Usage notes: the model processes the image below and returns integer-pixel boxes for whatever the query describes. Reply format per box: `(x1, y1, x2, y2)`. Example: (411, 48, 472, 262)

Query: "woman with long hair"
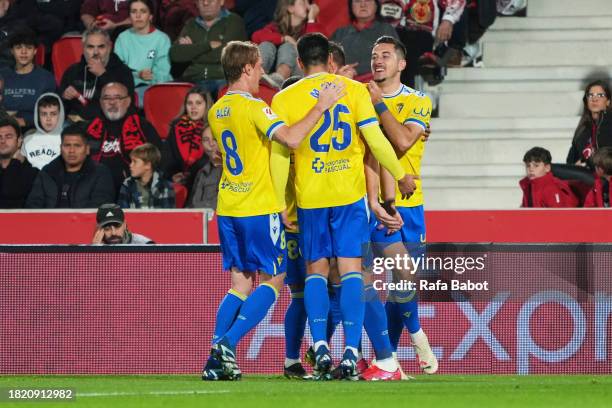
(567, 80, 612, 170)
(115, 0, 173, 106)
(252, 0, 324, 88)
(164, 86, 213, 194)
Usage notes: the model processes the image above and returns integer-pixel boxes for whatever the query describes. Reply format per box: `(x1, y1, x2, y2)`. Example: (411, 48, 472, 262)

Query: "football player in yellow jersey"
(270, 33, 417, 380)
(362, 36, 438, 379)
(202, 41, 344, 381)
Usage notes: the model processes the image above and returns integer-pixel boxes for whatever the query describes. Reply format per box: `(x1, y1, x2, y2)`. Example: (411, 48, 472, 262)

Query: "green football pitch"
(1, 375, 610, 408)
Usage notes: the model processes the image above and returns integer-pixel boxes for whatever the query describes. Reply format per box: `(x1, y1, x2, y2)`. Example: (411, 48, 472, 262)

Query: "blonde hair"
(130, 143, 161, 169)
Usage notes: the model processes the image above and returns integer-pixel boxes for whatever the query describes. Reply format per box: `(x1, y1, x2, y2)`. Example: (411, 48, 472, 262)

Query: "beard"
(104, 109, 124, 121)
(103, 235, 124, 245)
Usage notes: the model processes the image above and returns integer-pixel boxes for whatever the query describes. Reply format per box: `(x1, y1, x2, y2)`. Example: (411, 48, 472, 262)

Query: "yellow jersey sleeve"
(249, 98, 286, 140)
(402, 91, 432, 131)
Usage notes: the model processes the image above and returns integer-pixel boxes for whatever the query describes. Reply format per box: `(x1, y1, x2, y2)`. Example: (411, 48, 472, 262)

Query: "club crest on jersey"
(262, 107, 278, 120)
(397, 103, 405, 113)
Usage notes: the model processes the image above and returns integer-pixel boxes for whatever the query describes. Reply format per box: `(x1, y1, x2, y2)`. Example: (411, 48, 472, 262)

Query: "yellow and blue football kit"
(370, 84, 432, 245)
(208, 91, 287, 275)
(271, 73, 406, 261)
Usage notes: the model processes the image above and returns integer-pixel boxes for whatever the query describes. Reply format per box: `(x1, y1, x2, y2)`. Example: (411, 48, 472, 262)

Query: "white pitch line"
(78, 390, 230, 398)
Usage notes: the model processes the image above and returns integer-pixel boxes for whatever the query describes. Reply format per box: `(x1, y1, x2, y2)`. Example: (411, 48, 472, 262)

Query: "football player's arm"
(270, 141, 291, 209)
(361, 124, 417, 198)
(367, 81, 426, 156)
(272, 81, 346, 149)
(364, 147, 402, 230)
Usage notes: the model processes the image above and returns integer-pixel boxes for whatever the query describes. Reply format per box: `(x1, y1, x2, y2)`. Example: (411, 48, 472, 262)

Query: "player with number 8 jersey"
(202, 41, 344, 382)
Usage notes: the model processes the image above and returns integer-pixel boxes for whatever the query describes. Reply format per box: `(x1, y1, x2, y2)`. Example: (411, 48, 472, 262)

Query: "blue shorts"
(284, 231, 306, 286)
(218, 213, 286, 276)
(297, 198, 369, 262)
(369, 205, 426, 244)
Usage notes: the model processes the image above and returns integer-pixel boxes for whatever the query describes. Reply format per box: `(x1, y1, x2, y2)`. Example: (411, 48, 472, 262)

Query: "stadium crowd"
(0, 0, 503, 210)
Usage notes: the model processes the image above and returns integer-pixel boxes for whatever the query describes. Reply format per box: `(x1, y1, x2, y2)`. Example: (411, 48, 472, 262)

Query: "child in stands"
(584, 147, 612, 208)
(519, 146, 578, 208)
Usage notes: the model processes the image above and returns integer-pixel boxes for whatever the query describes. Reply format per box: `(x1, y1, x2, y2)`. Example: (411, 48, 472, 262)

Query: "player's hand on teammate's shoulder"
(367, 80, 383, 105)
(315, 80, 346, 111)
(337, 63, 358, 79)
(397, 174, 419, 199)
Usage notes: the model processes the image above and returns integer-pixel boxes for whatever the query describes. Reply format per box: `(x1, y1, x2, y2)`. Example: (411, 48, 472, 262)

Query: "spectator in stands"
(169, 0, 247, 96)
(26, 123, 115, 208)
(92, 203, 154, 244)
(118, 143, 175, 208)
(252, 0, 324, 89)
(0, 0, 24, 70)
(519, 147, 578, 208)
(165, 86, 212, 194)
(584, 147, 612, 208)
(115, 0, 173, 106)
(331, 0, 398, 78)
(187, 126, 221, 208)
(380, 0, 466, 87)
(0, 0, 64, 60)
(235, 0, 277, 38)
(461, 0, 496, 67)
(1, 30, 56, 130)
(33, 0, 84, 35)
(160, 0, 198, 41)
(567, 80, 612, 171)
(21, 93, 65, 170)
(81, 0, 131, 38)
(60, 27, 135, 122)
(0, 116, 38, 208)
(86, 82, 163, 192)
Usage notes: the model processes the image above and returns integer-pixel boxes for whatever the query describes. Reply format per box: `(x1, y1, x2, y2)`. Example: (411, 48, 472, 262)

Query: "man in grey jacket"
(92, 203, 154, 244)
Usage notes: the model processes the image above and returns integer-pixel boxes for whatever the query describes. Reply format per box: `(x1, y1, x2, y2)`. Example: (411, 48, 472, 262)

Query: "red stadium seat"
(217, 81, 278, 105)
(143, 82, 194, 140)
(52, 36, 83, 86)
(35, 44, 45, 66)
(316, 0, 350, 37)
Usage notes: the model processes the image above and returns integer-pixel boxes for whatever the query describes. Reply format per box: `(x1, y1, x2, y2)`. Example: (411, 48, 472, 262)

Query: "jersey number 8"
(310, 104, 351, 152)
(221, 130, 243, 175)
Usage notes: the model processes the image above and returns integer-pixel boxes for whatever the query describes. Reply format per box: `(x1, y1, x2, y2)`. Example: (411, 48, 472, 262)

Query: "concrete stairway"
(422, 0, 612, 209)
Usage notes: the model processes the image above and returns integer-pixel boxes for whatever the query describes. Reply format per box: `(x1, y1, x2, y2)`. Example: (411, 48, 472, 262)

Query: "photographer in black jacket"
(567, 80, 612, 171)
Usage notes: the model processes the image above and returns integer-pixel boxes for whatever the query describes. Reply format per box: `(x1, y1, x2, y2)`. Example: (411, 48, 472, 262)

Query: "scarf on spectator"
(87, 113, 148, 163)
(173, 115, 205, 170)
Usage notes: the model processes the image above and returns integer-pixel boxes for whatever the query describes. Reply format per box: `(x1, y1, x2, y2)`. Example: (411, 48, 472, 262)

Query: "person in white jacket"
(20, 92, 65, 170)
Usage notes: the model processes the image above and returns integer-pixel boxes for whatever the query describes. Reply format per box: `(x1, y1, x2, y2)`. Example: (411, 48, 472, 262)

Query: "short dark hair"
(0, 116, 22, 138)
(297, 33, 330, 68)
(8, 29, 38, 49)
(221, 41, 260, 84)
(38, 95, 61, 110)
(129, 0, 155, 13)
(281, 76, 302, 90)
(61, 123, 88, 143)
(329, 41, 346, 67)
(593, 147, 612, 175)
(373, 35, 406, 60)
(523, 147, 552, 165)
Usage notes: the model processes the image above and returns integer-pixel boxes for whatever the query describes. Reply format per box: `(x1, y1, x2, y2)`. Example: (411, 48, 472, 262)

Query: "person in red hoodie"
(584, 147, 612, 208)
(252, 0, 325, 88)
(519, 147, 578, 208)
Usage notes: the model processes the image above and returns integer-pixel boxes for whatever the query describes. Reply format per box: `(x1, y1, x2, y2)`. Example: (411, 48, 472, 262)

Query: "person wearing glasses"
(567, 80, 612, 171)
(85, 82, 163, 192)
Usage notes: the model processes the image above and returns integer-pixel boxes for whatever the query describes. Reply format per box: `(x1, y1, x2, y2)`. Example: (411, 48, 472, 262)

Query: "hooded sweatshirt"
(21, 93, 65, 170)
